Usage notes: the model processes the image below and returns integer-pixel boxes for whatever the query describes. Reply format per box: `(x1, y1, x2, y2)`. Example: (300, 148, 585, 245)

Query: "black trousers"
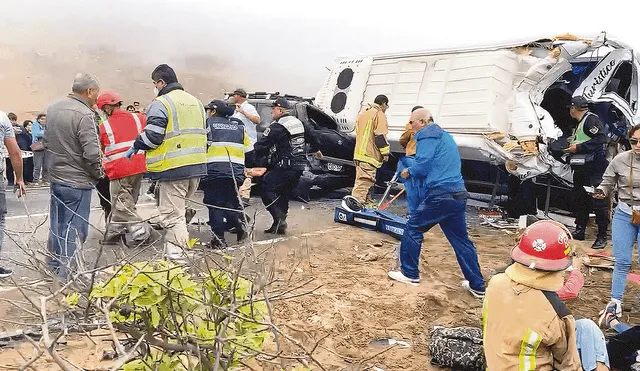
(96, 176, 111, 220)
(202, 178, 244, 239)
(261, 169, 302, 221)
(572, 156, 609, 234)
(5, 157, 35, 184)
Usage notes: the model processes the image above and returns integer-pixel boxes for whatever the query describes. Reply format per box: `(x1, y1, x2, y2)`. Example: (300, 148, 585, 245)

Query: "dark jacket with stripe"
(204, 116, 246, 182)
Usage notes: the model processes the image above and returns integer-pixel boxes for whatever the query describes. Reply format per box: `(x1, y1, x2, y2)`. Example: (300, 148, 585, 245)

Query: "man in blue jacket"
(387, 108, 485, 299)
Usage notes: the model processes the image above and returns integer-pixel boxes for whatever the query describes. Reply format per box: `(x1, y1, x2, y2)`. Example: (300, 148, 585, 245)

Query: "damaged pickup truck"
(314, 32, 639, 216)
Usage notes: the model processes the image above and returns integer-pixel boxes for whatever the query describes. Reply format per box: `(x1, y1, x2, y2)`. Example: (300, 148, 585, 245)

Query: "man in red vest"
(97, 91, 150, 245)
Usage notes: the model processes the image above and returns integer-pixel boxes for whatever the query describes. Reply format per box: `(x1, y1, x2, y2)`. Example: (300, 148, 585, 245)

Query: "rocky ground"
(0, 184, 636, 370)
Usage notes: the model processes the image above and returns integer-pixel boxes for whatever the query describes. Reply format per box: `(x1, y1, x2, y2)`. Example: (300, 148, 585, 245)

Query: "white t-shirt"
(232, 101, 259, 148)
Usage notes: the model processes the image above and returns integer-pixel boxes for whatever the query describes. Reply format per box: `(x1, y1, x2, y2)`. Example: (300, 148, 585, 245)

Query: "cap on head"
(569, 96, 589, 109)
(510, 220, 573, 271)
(269, 97, 290, 109)
(97, 91, 123, 110)
(204, 99, 233, 116)
(233, 88, 247, 98)
(151, 64, 178, 84)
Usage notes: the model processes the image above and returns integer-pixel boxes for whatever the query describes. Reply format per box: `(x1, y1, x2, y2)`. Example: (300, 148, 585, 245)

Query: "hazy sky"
(1, 0, 640, 96)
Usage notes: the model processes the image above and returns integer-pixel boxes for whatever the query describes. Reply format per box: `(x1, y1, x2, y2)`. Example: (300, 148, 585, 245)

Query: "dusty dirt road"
(0, 196, 637, 370)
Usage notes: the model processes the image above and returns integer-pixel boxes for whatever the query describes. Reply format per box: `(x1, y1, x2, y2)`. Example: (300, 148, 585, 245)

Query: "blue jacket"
(32, 121, 44, 143)
(403, 123, 466, 201)
(396, 155, 422, 214)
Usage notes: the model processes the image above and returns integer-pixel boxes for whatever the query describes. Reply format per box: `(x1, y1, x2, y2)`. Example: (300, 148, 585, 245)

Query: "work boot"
(209, 235, 227, 250)
(572, 226, 586, 241)
(264, 219, 287, 234)
(236, 223, 249, 243)
(592, 235, 607, 249)
(185, 207, 197, 224)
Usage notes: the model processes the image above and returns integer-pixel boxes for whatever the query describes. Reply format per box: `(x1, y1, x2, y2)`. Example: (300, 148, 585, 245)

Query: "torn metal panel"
(316, 31, 640, 186)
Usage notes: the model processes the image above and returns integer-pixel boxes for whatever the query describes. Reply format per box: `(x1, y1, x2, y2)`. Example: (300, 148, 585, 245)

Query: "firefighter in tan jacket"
(351, 95, 390, 205)
(399, 105, 423, 156)
(483, 220, 610, 371)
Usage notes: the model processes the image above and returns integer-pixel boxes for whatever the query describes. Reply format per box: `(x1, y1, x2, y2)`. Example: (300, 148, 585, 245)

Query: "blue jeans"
(48, 183, 92, 277)
(575, 319, 610, 370)
(611, 206, 640, 300)
(398, 192, 485, 292)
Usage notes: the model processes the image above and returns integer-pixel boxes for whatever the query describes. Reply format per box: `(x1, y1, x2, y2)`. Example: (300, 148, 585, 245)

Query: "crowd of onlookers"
(2, 104, 141, 188)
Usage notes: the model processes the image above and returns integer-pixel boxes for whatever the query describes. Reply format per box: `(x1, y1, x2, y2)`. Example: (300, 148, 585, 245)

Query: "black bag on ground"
(607, 325, 640, 371)
(429, 326, 485, 370)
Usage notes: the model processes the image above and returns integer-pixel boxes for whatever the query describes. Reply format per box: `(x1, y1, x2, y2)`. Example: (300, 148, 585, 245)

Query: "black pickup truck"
(223, 92, 356, 200)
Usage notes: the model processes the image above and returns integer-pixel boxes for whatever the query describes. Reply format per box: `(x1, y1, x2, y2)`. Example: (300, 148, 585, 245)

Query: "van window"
(605, 61, 633, 105)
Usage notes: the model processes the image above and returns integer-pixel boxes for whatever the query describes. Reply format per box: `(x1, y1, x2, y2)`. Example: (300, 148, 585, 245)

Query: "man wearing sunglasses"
(565, 96, 609, 249)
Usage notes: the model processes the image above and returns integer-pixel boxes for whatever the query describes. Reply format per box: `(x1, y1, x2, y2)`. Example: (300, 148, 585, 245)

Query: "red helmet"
(97, 92, 123, 110)
(510, 220, 572, 271)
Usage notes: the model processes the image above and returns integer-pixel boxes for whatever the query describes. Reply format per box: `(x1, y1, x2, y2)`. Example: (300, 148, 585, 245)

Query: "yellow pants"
(351, 161, 377, 203)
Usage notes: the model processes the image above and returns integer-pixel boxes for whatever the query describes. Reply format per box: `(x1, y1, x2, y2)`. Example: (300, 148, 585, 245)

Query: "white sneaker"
(387, 271, 419, 286)
(462, 280, 485, 300)
(145, 192, 156, 201)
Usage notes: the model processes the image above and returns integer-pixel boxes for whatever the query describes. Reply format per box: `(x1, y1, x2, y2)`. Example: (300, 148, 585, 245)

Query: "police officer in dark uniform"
(202, 100, 249, 248)
(254, 98, 312, 234)
(566, 95, 609, 249)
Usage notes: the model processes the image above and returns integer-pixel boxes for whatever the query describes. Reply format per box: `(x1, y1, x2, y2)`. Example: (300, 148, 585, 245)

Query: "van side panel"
(359, 50, 524, 139)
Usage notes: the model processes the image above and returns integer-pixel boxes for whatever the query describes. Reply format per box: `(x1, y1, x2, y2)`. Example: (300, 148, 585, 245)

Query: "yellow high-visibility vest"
(146, 90, 207, 172)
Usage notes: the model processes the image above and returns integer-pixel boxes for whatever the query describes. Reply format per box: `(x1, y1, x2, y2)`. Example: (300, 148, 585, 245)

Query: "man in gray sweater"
(45, 73, 103, 278)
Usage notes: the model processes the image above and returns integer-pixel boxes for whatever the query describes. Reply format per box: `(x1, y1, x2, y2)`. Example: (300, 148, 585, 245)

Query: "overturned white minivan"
(315, 32, 639, 189)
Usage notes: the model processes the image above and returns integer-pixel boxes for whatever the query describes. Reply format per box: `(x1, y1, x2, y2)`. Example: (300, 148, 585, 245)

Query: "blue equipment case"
(334, 206, 408, 240)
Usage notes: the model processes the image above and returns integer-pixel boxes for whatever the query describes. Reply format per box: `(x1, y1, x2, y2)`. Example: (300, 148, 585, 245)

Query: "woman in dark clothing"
(18, 121, 34, 184)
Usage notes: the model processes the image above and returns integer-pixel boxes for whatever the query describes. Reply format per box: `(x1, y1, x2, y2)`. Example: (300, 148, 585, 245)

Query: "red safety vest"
(99, 110, 147, 180)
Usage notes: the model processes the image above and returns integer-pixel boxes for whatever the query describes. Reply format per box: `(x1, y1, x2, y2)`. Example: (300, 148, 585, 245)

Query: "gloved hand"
(125, 147, 138, 160)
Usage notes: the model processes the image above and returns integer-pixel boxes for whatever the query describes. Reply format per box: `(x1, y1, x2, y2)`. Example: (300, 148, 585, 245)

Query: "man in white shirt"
(231, 89, 261, 202)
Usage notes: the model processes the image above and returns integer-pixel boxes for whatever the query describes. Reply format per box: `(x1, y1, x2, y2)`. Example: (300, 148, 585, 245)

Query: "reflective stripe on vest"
(103, 113, 142, 155)
(145, 90, 207, 172)
(354, 116, 382, 168)
(278, 116, 304, 135)
(206, 118, 246, 167)
(518, 329, 542, 370)
(570, 112, 596, 145)
(102, 112, 147, 179)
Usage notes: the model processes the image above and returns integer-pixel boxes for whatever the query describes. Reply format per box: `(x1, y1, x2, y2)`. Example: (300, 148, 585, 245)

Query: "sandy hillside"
(0, 43, 236, 119)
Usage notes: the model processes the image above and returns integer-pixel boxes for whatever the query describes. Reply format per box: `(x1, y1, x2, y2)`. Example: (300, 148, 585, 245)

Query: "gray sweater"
(597, 150, 640, 205)
(44, 94, 103, 189)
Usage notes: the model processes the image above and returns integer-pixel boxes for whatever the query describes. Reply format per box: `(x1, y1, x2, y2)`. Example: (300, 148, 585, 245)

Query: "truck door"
(573, 49, 639, 124)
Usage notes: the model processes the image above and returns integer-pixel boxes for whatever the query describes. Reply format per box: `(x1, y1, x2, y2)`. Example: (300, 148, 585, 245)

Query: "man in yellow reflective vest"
(128, 64, 207, 262)
(565, 95, 609, 249)
(352, 95, 390, 206)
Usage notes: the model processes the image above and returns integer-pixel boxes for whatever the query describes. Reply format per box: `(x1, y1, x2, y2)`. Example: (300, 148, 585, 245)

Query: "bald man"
(388, 109, 485, 298)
